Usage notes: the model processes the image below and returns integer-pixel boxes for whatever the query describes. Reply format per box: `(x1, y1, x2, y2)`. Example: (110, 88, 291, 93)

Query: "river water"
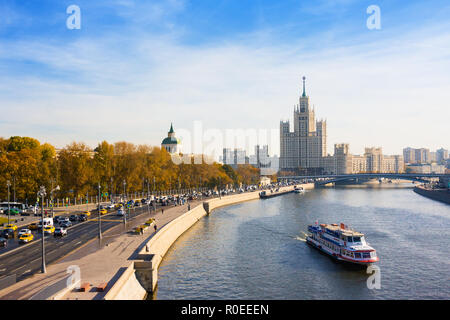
(155, 185, 450, 299)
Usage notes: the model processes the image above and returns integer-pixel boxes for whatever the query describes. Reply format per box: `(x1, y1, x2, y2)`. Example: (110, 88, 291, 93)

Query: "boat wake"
(294, 231, 309, 242)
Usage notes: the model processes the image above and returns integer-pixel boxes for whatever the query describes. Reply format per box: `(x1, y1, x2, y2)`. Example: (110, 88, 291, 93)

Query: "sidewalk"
(0, 201, 199, 300)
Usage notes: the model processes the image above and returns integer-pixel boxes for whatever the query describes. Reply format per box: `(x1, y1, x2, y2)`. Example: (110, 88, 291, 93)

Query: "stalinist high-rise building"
(280, 77, 405, 175)
(280, 77, 327, 174)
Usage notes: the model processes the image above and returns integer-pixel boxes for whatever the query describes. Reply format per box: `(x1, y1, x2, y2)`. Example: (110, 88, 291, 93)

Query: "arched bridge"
(278, 173, 449, 186)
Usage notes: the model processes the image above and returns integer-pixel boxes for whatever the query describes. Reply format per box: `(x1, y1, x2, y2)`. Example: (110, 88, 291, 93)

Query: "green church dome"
(161, 136, 180, 145)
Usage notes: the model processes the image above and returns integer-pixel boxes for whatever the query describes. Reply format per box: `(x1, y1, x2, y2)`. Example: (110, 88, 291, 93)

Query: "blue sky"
(1, 0, 449, 158)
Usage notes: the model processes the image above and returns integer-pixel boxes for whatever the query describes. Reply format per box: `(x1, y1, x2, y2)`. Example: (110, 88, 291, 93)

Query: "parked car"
(18, 229, 31, 237)
(106, 203, 115, 209)
(99, 209, 107, 215)
(19, 233, 34, 243)
(78, 214, 88, 222)
(69, 215, 78, 222)
(117, 208, 125, 216)
(54, 227, 67, 237)
(0, 237, 7, 247)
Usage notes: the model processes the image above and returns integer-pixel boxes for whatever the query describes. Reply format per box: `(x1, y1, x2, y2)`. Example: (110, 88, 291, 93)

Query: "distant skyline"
(1, 0, 449, 157)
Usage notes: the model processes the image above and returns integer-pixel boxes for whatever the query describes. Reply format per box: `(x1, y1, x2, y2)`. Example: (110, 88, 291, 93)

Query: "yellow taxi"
(83, 211, 91, 217)
(43, 225, 55, 234)
(5, 224, 18, 231)
(19, 233, 34, 243)
(29, 223, 39, 230)
(99, 209, 107, 215)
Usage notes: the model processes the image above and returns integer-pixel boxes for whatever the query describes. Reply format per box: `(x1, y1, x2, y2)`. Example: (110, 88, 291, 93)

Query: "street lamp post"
(37, 186, 47, 274)
(98, 183, 102, 240)
(123, 180, 126, 202)
(7, 180, 11, 225)
(110, 177, 113, 203)
(13, 175, 16, 203)
(50, 180, 60, 219)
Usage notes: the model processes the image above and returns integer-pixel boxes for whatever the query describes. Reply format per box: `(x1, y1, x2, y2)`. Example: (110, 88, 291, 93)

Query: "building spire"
(169, 122, 174, 133)
(302, 76, 306, 97)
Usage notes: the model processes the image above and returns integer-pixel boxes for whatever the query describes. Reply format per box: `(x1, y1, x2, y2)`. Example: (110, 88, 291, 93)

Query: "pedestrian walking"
(154, 224, 157, 232)
(188, 203, 191, 211)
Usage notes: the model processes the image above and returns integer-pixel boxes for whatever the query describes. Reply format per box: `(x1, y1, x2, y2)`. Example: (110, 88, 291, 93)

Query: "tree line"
(0, 136, 265, 203)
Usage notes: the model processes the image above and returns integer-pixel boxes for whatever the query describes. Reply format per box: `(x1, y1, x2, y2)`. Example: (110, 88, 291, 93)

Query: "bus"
(0, 202, 26, 213)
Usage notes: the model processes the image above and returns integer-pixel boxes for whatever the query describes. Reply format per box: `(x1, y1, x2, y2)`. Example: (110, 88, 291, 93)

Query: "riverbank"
(413, 185, 450, 205)
(104, 184, 314, 300)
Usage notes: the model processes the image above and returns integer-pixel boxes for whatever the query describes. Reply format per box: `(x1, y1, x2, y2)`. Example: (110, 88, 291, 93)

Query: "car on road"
(69, 215, 78, 222)
(78, 214, 88, 222)
(59, 217, 70, 223)
(5, 224, 18, 231)
(116, 208, 125, 216)
(0, 208, 3, 214)
(54, 227, 67, 237)
(82, 211, 91, 217)
(19, 233, 34, 243)
(43, 225, 55, 234)
(99, 209, 107, 215)
(60, 221, 72, 228)
(2, 229, 15, 239)
(19, 232, 34, 243)
(0, 237, 7, 247)
(106, 203, 115, 209)
(18, 228, 31, 237)
(28, 223, 39, 230)
(4, 208, 20, 215)
(20, 210, 31, 216)
(38, 217, 54, 229)
(26, 206, 38, 215)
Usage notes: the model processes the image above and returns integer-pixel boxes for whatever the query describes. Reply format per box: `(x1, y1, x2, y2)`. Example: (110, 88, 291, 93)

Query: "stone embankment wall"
(413, 186, 450, 205)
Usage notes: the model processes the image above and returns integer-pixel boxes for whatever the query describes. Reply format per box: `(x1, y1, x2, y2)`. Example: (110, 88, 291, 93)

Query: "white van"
(38, 217, 54, 228)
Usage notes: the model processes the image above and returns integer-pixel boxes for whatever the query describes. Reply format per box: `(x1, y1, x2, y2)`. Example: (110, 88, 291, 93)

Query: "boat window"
(353, 237, 361, 242)
(354, 252, 361, 259)
(347, 237, 352, 242)
(362, 252, 370, 258)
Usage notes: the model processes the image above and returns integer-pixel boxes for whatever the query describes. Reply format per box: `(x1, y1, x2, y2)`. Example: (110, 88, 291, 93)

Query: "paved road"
(0, 203, 160, 283)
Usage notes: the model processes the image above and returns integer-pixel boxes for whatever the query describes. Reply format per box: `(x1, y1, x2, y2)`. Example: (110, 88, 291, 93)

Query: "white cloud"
(0, 12, 449, 157)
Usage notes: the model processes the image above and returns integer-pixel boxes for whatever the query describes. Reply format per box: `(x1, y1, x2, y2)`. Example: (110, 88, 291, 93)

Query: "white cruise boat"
(294, 186, 304, 193)
(306, 222, 379, 265)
